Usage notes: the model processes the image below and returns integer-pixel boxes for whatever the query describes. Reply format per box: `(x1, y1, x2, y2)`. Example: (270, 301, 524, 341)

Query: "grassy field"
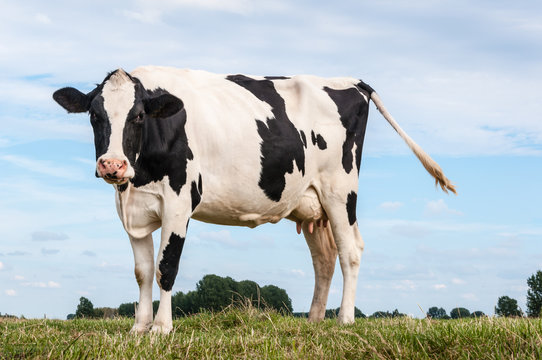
(2, 308, 542, 359)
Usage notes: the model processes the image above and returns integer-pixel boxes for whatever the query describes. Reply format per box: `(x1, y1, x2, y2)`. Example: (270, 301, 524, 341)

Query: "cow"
(53, 66, 455, 334)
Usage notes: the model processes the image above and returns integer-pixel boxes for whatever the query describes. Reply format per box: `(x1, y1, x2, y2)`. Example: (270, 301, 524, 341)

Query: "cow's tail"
(362, 85, 456, 194)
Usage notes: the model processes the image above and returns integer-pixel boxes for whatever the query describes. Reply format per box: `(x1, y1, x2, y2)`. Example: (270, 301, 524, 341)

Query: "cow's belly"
(191, 170, 320, 228)
(192, 192, 295, 228)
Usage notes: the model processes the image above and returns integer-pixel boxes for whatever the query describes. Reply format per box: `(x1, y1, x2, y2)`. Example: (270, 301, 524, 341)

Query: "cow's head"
(53, 69, 184, 185)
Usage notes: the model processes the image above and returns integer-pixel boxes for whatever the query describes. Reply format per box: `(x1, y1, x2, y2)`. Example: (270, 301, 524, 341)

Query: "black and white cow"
(53, 66, 455, 334)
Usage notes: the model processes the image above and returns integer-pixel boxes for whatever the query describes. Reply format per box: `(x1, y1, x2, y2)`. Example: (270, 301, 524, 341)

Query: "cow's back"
(130, 66, 367, 227)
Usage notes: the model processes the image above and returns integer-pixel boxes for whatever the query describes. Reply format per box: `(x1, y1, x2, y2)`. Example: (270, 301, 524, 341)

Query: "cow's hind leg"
(321, 190, 364, 324)
(302, 222, 337, 321)
(129, 234, 154, 334)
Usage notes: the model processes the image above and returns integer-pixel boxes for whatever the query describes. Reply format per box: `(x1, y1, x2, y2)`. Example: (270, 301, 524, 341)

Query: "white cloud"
(34, 13, 51, 25)
(7, 251, 29, 256)
(32, 231, 69, 242)
(393, 279, 416, 291)
(96, 262, 129, 273)
(451, 278, 466, 285)
(290, 269, 305, 277)
(0, 154, 86, 181)
(41, 248, 60, 255)
(433, 284, 446, 290)
(14, 275, 25, 281)
(48, 281, 61, 288)
(379, 201, 403, 212)
(22, 281, 61, 288)
(126, 0, 261, 24)
(6, 289, 17, 296)
(390, 223, 431, 238)
(424, 199, 463, 217)
(461, 293, 479, 302)
(0, 261, 4, 270)
(197, 230, 249, 248)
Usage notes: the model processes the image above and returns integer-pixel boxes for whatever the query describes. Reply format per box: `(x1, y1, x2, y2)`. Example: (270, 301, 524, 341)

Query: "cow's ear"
(53, 87, 91, 113)
(144, 94, 184, 118)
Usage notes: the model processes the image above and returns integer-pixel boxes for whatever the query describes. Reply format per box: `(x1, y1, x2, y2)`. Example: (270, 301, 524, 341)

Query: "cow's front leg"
(129, 234, 154, 334)
(151, 219, 188, 334)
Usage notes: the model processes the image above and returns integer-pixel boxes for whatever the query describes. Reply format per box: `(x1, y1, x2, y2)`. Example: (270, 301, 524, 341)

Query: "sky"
(0, 0, 541, 319)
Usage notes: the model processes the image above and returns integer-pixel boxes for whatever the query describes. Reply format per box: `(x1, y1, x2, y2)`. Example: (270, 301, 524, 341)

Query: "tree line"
(68, 274, 293, 319)
(65, 270, 542, 320)
(427, 270, 542, 319)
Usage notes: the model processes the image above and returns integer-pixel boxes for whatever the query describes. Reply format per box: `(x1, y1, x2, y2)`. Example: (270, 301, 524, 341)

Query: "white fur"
(100, 70, 136, 178)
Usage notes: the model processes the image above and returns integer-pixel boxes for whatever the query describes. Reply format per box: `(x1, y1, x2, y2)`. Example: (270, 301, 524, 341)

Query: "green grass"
(2, 308, 542, 359)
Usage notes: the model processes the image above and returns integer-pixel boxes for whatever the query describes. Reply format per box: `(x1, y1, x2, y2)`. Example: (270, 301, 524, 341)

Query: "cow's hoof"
(150, 324, 173, 335)
(337, 314, 355, 325)
(130, 323, 151, 335)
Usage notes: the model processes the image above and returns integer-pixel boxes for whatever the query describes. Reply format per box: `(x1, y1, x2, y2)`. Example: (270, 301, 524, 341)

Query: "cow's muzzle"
(97, 158, 131, 185)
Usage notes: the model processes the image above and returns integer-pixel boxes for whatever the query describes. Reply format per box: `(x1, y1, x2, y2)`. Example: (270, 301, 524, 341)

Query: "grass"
(2, 307, 542, 359)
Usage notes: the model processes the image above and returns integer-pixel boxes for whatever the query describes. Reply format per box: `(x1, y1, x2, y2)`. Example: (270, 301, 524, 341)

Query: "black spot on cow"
(197, 173, 203, 194)
(323, 87, 369, 174)
(130, 87, 193, 195)
(226, 74, 305, 202)
(300, 130, 307, 148)
(118, 183, 128, 192)
(89, 95, 112, 161)
(310, 130, 327, 150)
(158, 233, 186, 292)
(356, 80, 375, 96)
(346, 191, 357, 226)
(190, 174, 202, 212)
(265, 76, 291, 80)
(316, 134, 327, 150)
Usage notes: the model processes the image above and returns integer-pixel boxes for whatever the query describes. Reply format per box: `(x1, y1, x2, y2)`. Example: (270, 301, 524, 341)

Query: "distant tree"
(325, 307, 365, 319)
(427, 307, 448, 319)
(0, 313, 17, 319)
(371, 309, 405, 319)
(197, 274, 239, 311)
(177, 291, 200, 316)
(526, 271, 542, 317)
(126, 274, 295, 318)
(75, 297, 95, 318)
(450, 307, 470, 319)
(260, 285, 293, 314)
(354, 307, 366, 318)
(66, 313, 75, 320)
(153, 300, 159, 316)
(495, 296, 522, 317)
(371, 311, 391, 318)
(118, 302, 136, 317)
(94, 307, 118, 318)
(236, 280, 261, 306)
(471, 311, 486, 318)
(94, 308, 104, 318)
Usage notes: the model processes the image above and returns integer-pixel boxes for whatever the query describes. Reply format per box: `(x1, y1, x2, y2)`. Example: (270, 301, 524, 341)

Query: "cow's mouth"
(103, 175, 130, 185)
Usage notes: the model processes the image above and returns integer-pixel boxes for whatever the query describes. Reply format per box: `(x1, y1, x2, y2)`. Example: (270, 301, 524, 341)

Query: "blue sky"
(0, 0, 541, 319)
